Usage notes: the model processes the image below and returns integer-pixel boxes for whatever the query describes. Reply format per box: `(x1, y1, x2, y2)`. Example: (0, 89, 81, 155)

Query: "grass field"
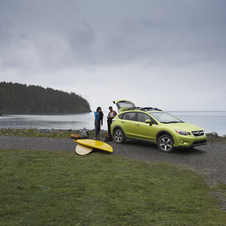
(0, 148, 226, 225)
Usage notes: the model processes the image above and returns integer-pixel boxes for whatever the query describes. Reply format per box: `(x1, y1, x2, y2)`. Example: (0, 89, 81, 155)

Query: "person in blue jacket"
(94, 106, 104, 140)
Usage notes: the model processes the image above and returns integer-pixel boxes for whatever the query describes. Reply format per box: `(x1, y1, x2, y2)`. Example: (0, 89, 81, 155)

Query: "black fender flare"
(112, 126, 127, 138)
(156, 130, 175, 144)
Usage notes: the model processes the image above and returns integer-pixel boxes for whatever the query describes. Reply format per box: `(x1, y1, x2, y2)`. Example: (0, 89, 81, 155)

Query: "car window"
(118, 113, 125, 119)
(138, 113, 158, 124)
(149, 112, 182, 123)
(123, 112, 137, 121)
(116, 101, 135, 109)
(138, 113, 151, 122)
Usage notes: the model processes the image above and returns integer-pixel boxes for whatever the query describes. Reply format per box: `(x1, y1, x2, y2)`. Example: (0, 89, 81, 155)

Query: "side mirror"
(145, 119, 152, 125)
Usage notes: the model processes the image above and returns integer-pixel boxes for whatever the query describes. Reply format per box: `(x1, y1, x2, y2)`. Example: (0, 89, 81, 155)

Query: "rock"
(79, 130, 89, 139)
(206, 132, 219, 139)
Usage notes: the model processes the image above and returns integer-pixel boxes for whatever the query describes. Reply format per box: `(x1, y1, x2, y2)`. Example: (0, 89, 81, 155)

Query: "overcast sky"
(0, 0, 226, 111)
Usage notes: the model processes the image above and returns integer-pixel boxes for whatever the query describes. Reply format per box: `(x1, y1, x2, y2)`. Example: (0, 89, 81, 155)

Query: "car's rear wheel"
(113, 128, 125, 144)
(157, 134, 174, 152)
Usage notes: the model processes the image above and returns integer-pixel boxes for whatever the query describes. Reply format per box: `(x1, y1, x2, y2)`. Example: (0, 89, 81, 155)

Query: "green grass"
(0, 149, 226, 225)
(0, 129, 78, 138)
(0, 129, 108, 139)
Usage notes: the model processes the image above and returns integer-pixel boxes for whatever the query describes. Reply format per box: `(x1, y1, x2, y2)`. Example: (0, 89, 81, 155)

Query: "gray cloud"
(0, 0, 226, 111)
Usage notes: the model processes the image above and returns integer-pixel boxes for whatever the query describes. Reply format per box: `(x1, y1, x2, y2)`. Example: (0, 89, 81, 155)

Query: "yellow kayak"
(74, 139, 113, 153)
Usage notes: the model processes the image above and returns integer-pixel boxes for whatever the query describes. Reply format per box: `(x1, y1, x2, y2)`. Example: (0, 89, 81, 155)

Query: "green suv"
(110, 100, 207, 152)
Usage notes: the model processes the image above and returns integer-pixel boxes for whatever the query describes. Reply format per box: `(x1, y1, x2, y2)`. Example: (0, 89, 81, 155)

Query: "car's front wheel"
(113, 128, 126, 144)
(157, 134, 174, 152)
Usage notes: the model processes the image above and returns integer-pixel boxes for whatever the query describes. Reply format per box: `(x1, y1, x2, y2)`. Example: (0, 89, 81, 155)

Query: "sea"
(0, 111, 226, 136)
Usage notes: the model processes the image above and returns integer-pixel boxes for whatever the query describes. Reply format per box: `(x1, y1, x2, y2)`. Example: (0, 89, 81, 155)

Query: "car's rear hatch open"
(113, 100, 136, 112)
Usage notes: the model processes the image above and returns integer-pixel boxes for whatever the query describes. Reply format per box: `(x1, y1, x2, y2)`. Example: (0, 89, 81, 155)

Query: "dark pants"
(107, 118, 113, 138)
(94, 121, 100, 139)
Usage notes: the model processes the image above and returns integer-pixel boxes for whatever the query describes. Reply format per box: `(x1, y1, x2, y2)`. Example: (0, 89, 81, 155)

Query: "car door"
(135, 113, 156, 141)
(119, 112, 138, 138)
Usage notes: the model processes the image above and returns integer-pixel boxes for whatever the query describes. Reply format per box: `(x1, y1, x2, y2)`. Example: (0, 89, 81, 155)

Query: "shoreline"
(0, 128, 225, 142)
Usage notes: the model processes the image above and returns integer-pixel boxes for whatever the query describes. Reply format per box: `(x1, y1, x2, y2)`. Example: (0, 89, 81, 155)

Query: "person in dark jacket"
(107, 106, 117, 139)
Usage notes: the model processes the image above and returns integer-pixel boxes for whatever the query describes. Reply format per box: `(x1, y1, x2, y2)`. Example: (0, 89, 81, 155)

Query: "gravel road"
(1, 135, 226, 187)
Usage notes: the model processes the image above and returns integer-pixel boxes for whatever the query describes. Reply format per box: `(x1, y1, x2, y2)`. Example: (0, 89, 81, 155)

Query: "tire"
(113, 128, 126, 144)
(157, 134, 174, 152)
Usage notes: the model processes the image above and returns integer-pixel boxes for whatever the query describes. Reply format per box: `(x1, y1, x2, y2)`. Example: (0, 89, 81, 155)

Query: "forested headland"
(0, 82, 91, 114)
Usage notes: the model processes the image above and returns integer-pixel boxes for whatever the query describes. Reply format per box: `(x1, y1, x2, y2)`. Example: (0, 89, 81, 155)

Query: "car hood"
(166, 122, 204, 132)
(113, 100, 136, 112)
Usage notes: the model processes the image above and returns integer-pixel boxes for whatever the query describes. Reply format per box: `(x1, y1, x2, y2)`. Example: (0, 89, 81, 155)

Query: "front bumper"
(174, 134, 207, 148)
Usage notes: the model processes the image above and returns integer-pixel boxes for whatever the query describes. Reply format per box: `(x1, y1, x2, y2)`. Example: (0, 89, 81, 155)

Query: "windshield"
(148, 112, 183, 123)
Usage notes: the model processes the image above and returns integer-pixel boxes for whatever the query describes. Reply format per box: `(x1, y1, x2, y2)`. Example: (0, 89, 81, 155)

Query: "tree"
(0, 82, 91, 113)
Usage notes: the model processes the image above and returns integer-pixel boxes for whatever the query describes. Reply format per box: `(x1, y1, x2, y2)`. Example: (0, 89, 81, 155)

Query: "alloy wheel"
(158, 135, 174, 152)
(114, 129, 125, 144)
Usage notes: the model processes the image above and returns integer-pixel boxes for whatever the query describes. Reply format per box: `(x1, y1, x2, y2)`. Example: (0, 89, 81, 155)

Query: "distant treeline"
(0, 82, 91, 113)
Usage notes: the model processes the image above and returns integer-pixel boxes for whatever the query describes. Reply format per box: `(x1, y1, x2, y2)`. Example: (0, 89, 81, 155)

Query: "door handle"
(136, 124, 140, 126)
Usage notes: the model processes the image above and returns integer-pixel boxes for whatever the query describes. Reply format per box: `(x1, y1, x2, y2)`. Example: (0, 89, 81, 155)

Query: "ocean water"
(0, 111, 226, 136)
(170, 111, 226, 136)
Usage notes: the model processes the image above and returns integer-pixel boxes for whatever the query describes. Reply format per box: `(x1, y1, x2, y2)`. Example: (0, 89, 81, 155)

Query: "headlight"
(174, 129, 190, 136)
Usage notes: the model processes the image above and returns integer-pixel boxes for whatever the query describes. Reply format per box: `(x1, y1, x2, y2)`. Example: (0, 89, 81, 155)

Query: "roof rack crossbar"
(122, 107, 162, 112)
(140, 107, 162, 111)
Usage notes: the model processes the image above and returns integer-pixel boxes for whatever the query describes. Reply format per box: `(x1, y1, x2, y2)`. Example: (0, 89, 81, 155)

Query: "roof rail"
(122, 107, 140, 111)
(122, 107, 162, 112)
